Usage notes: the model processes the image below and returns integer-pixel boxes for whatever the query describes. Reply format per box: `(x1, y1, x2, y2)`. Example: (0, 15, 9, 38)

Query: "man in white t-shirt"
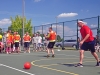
(37, 33, 42, 51)
(32, 34, 38, 52)
(44, 32, 49, 51)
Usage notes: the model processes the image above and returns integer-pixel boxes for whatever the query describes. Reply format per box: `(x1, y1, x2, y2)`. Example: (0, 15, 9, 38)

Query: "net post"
(34, 27, 35, 34)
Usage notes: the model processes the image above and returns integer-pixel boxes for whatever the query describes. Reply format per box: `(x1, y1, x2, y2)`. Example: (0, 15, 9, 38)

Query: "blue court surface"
(0, 50, 100, 75)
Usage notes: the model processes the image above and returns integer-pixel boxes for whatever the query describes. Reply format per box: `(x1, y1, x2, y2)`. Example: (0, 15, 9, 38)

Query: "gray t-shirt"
(2, 35, 7, 43)
(32, 37, 37, 43)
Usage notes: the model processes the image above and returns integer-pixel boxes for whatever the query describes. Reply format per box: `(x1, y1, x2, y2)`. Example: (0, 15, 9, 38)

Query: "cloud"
(0, 19, 11, 26)
(90, 24, 97, 27)
(57, 13, 78, 18)
(34, 0, 41, 2)
(42, 23, 51, 25)
(52, 25, 71, 31)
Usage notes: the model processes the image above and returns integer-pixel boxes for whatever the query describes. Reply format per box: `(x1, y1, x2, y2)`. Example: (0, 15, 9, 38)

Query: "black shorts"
(47, 42, 55, 48)
(15, 42, 19, 47)
(11, 43, 13, 48)
(81, 40, 95, 52)
(24, 42, 30, 48)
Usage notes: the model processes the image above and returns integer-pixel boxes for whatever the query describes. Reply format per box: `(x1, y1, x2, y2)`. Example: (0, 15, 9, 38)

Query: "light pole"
(22, 0, 25, 36)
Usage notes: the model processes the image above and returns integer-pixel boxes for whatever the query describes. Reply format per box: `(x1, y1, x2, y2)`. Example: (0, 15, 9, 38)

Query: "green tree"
(8, 15, 33, 37)
(57, 35, 62, 42)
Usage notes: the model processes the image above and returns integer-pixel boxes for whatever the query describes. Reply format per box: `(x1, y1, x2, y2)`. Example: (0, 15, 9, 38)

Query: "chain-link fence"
(34, 16, 100, 50)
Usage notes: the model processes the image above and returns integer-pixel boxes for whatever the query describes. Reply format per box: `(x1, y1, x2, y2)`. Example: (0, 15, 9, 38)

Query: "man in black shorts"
(14, 32, 20, 53)
(75, 21, 100, 67)
(44, 27, 56, 57)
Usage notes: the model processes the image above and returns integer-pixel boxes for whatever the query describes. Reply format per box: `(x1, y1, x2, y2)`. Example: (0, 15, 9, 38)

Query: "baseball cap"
(78, 21, 87, 24)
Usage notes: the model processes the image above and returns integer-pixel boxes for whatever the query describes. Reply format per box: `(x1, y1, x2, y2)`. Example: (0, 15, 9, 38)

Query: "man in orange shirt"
(44, 27, 56, 57)
(14, 32, 20, 53)
(7, 32, 14, 53)
(23, 32, 31, 53)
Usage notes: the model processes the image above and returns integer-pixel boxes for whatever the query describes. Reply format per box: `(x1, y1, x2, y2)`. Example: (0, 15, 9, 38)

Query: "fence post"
(34, 27, 35, 34)
(97, 16, 100, 43)
(76, 19, 79, 50)
(62, 22, 65, 50)
(51, 24, 52, 28)
(97, 16, 99, 35)
(42, 25, 43, 42)
(56, 23, 57, 35)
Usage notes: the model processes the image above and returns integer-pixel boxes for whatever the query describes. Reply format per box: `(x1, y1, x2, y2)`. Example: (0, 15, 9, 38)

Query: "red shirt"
(80, 25, 94, 42)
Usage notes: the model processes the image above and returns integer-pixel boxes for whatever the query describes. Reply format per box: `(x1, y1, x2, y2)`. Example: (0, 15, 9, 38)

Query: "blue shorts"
(37, 43, 41, 47)
(81, 40, 95, 52)
(24, 42, 30, 48)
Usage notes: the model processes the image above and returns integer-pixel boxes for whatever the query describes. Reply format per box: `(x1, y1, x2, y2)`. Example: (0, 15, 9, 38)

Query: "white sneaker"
(28, 51, 30, 53)
(6, 52, 8, 54)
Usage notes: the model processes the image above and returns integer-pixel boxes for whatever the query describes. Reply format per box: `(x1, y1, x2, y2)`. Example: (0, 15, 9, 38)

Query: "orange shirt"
(23, 35, 31, 42)
(14, 34, 20, 42)
(48, 31, 56, 42)
(11, 35, 14, 42)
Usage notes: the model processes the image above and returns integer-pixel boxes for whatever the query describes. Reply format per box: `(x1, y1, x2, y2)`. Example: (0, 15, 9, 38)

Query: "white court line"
(0, 64, 35, 75)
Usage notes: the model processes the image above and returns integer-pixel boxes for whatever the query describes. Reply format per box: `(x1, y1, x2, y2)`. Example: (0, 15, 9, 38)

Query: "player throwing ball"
(75, 21, 100, 67)
(44, 27, 56, 58)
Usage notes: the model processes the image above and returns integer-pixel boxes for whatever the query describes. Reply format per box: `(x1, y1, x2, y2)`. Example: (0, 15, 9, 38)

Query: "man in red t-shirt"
(75, 21, 100, 67)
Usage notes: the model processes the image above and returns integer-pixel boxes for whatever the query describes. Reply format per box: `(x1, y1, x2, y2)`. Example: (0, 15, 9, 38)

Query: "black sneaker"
(96, 62, 100, 67)
(52, 54, 55, 58)
(75, 63, 83, 67)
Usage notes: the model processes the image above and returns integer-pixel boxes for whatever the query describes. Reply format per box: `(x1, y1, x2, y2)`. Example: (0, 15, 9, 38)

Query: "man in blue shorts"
(75, 21, 100, 67)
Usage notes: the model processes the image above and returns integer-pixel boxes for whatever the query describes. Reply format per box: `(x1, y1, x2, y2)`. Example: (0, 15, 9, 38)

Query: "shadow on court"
(60, 63, 74, 67)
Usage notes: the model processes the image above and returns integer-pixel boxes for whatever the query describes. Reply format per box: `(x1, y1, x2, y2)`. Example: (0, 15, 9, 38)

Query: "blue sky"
(0, 0, 100, 39)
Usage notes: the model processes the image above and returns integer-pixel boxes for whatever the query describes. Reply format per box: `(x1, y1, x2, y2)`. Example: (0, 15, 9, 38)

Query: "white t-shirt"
(37, 36, 42, 43)
(32, 37, 37, 43)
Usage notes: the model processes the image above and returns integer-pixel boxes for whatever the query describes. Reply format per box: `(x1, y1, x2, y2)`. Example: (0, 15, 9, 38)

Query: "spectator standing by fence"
(36, 33, 42, 51)
(2, 32, 7, 52)
(32, 34, 38, 52)
(23, 32, 31, 53)
(13, 32, 21, 53)
(95, 35, 100, 52)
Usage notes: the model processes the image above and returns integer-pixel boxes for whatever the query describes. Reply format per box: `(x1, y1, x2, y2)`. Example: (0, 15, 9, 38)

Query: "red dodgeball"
(24, 62, 31, 69)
